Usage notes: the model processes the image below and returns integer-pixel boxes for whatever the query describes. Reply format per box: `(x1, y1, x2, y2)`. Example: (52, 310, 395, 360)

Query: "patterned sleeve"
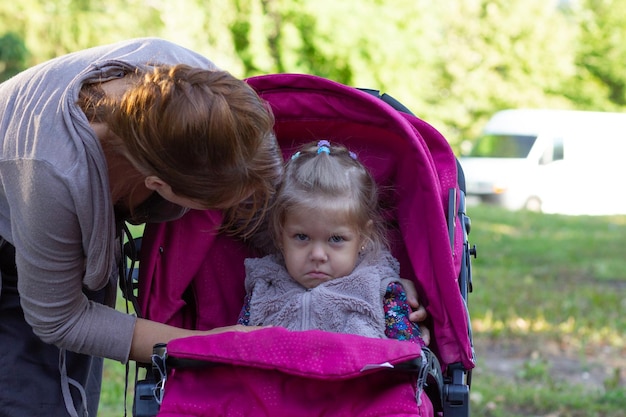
(383, 282, 425, 346)
(237, 293, 252, 325)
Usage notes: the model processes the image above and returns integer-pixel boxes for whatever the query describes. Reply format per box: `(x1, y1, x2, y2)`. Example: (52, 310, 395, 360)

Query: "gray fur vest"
(244, 250, 401, 338)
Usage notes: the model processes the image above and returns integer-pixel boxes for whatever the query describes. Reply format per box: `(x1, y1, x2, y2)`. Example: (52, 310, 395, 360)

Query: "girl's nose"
(310, 243, 328, 262)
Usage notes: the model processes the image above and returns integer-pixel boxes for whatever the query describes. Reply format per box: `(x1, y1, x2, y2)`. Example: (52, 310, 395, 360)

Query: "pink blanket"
(158, 328, 433, 417)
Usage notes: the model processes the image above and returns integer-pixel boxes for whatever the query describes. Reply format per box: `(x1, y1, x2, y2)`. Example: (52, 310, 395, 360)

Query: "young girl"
(238, 140, 424, 345)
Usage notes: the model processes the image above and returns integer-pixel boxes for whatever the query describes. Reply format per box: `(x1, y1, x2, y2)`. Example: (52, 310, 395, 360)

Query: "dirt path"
(472, 336, 625, 392)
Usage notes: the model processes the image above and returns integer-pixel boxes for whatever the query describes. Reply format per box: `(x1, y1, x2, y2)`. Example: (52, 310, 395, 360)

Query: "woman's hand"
(131, 319, 269, 363)
(399, 278, 430, 346)
(202, 324, 267, 335)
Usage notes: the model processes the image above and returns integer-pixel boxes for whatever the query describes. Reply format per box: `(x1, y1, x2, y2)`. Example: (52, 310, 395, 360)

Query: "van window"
(539, 137, 564, 165)
(468, 134, 537, 158)
(553, 137, 564, 161)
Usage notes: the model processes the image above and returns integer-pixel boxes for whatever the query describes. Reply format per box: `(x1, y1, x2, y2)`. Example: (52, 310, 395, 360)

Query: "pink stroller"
(124, 74, 476, 417)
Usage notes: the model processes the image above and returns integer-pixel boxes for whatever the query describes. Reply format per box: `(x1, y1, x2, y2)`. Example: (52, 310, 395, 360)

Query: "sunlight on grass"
(473, 312, 625, 349)
(473, 311, 555, 335)
(484, 221, 519, 236)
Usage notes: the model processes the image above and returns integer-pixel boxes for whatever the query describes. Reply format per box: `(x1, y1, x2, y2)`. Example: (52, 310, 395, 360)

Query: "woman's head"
(271, 140, 387, 260)
(95, 64, 282, 235)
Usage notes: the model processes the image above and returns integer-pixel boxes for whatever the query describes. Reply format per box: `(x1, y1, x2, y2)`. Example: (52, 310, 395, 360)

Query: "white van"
(459, 109, 626, 215)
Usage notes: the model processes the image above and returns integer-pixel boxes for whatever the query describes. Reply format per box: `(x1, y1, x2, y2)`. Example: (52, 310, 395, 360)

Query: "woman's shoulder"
(96, 37, 219, 70)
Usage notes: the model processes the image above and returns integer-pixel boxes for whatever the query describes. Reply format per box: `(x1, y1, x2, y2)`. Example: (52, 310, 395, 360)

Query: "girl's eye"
(295, 233, 308, 241)
(329, 235, 345, 243)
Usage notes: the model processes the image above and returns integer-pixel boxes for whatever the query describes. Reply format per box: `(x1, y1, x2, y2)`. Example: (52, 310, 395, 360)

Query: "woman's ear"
(144, 176, 166, 191)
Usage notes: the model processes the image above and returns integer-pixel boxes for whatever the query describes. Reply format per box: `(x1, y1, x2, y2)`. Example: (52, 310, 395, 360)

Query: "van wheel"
(524, 197, 542, 212)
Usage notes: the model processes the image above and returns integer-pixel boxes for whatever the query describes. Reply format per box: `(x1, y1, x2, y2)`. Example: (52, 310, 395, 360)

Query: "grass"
(469, 206, 626, 343)
(98, 206, 626, 416)
(99, 224, 143, 417)
(464, 205, 626, 416)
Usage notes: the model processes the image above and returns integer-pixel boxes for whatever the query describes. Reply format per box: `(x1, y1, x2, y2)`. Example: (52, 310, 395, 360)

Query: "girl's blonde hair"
(270, 140, 387, 253)
(79, 64, 282, 237)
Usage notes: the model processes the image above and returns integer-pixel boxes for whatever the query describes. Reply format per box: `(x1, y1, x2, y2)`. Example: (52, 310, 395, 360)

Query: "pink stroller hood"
(138, 73, 474, 372)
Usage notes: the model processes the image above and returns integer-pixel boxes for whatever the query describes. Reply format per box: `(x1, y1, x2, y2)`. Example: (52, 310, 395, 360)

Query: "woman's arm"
(130, 318, 261, 363)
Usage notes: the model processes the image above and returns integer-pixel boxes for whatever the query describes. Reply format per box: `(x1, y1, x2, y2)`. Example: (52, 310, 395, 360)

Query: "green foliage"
(425, 0, 579, 144)
(0, 32, 27, 81)
(574, 0, 626, 107)
(3, 0, 626, 148)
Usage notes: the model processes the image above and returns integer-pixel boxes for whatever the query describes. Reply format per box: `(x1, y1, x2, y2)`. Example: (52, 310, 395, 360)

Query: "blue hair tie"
(317, 146, 330, 155)
(291, 151, 301, 160)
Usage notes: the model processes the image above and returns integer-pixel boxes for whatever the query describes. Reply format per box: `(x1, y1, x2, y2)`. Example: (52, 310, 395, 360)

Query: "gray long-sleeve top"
(0, 38, 217, 362)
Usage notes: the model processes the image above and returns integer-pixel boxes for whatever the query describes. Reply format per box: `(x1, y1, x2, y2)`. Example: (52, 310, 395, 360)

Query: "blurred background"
(2, 1, 624, 416)
(3, 0, 626, 150)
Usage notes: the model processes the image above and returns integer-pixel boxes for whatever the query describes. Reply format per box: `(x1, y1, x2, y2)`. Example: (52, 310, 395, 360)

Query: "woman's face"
(279, 207, 363, 289)
(144, 176, 208, 209)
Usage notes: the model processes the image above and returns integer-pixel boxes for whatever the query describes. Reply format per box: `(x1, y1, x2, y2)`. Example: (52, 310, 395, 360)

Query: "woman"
(0, 38, 281, 416)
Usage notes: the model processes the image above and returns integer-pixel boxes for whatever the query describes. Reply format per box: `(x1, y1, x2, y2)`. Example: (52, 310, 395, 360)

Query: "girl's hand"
(399, 278, 431, 346)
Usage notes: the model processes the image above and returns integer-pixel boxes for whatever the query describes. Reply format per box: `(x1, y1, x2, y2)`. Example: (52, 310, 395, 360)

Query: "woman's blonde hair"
(80, 64, 282, 236)
(270, 141, 387, 253)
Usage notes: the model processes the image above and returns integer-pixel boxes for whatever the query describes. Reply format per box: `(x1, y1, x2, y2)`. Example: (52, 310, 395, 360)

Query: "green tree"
(3, 0, 626, 149)
(0, 32, 28, 81)
(567, 0, 626, 110)
(226, 0, 441, 122)
(0, 0, 165, 66)
(424, 0, 578, 145)
(227, 0, 357, 81)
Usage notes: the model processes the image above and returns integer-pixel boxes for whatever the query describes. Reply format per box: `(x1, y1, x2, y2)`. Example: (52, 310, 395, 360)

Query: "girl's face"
(279, 207, 364, 289)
